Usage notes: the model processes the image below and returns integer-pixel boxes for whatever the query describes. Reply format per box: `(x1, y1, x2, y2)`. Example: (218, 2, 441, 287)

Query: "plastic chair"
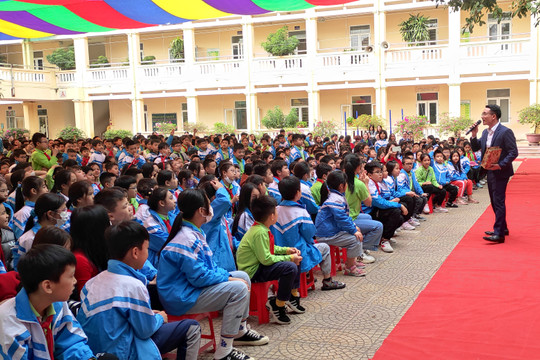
(249, 280, 279, 324)
(329, 245, 348, 275)
(299, 269, 316, 298)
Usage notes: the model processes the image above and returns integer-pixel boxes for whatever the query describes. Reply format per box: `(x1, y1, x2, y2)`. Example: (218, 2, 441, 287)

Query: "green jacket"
(415, 166, 439, 187)
(236, 223, 292, 279)
(30, 149, 57, 171)
(311, 180, 323, 206)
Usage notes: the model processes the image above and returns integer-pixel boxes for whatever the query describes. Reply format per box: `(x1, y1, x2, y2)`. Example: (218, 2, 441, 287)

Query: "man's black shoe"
(483, 235, 505, 243)
(485, 230, 509, 236)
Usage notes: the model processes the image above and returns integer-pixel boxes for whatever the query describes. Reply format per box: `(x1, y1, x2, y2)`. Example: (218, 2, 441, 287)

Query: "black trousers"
(487, 172, 510, 236)
(398, 196, 414, 221)
(371, 207, 403, 240)
(468, 167, 481, 183)
(421, 184, 446, 206)
(442, 184, 458, 203)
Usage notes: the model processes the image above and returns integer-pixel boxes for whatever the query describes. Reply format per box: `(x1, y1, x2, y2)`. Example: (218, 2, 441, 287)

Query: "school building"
(0, 0, 537, 140)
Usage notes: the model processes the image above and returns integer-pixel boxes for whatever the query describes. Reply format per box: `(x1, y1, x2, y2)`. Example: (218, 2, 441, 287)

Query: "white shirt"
(486, 121, 500, 148)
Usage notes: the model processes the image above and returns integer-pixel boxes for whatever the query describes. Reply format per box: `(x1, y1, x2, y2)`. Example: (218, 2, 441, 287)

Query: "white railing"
(88, 67, 129, 82)
(139, 63, 183, 80)
(57, 71, 76, 83)
(318, 51, 372, 67)
(0, 68, 51, 83)
(460, 38, 529, 58)
(195, 60, 244, 76)
(253, 56, 306, 72)
(386, 46, 446, 63)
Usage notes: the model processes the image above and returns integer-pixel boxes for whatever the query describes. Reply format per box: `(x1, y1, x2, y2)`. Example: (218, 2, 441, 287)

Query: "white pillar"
(375, 87, 387, 118)
(374, 2, 387, 120)
(187, 95, 198, 124)
(131, 98, 144, 134)
(449, 84, 461, 117)
(73, 37, 89, 86)
(305, 11, 317, 57)
(21, 40, 32, 68)
(183, 27, 195, 66)
(530, 15, 540, 104)
(448, 9, 462, 118)
(73, 100, 94, 137)
(22, 102, 37, 131)
(308, 90, 320, 131)
(245, 93, 258, 131)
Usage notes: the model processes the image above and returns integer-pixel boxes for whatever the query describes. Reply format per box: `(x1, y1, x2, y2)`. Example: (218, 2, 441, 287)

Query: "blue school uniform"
(396, 168, 424, 197)
(88, 151, 106, 170)
(315, 189, 357, 238)
(364, 179, 402, 214)
(268, 178, 282, 204)
(433, 162, 451, 185)
(13, 223, 41, 271)
(12, 201, 35, 240)
(299, 179, 319, 215)
(272, 200, 321, 273)
(233, 209, 254, 250)
(144, 209, 177, 267)
(447, 163, 468, 181)
(290, 146, 308, 162)
(374, 139, 388, 152)
(215, 148, 233, 164)
(119, 153, 145, 170)
(157, 221, 230, 316)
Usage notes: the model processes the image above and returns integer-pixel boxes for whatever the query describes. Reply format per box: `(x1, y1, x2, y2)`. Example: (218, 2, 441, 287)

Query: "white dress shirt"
(486, 121, 500, 148)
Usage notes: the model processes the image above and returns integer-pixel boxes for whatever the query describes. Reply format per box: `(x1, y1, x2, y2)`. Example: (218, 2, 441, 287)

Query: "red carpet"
(372, 158, 540, 360)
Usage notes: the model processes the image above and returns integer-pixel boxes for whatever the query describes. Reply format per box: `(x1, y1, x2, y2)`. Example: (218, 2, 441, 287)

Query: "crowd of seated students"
(0, 128, 484, 360)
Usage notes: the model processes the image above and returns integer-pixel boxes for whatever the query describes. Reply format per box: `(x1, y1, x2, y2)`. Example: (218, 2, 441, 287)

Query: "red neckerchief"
(316, 178, 325, 184)
(253, 222, 274, 254)
(163, 218, 172, 233)
(160, 155, 166, 164)
(374, 181, 381, 195)
(42, 150, 51, 161)
(128, 156, 139, 169)
(107, 149, 114, 157)
(39, 313, 55, 359)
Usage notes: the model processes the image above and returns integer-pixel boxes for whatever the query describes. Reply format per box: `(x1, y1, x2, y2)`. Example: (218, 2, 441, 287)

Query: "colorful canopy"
(0, 0, 356, 40)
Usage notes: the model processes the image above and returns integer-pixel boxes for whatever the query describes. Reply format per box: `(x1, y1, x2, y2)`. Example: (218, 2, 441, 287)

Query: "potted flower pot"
(526, 133, 540, 146)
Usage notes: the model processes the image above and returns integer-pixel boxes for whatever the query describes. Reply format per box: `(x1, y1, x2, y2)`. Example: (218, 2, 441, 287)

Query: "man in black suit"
(470, 104, 518, 243)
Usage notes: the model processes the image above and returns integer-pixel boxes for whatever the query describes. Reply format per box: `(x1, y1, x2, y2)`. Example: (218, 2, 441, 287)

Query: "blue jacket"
(13, 201, 35, 240)
(299, 180, 320, 215)
(433, 162, 451, 185)
(290, 146, 308, 162)
(268, 178, 282, 204)
(363, 179, 402, 214)
(233, 209, 254, 250)
(396, 169, 424, 197)
(202, 187, 236, 271)
(78, 260, 163, 360)
(272, 201, 321, 273)
(0, 288, 94, 360)
(315, 189, 357, 238)
(157, 222, 231, 315)
(447, 162, 468, 181)
(144, 209, 177, 267)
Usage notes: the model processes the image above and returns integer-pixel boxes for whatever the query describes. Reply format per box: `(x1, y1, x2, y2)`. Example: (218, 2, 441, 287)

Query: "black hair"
(156, 170, 175, 186)
(485, 104, 501, 120)
(385, 160, 400, 175)
(433, 148, 444, 159)
(18, 244, 76, 294)
(141, 162, 155, 179)
(124, 167, 143, 178)
(320, 155, 335, 164)
(159, 189, 209, 256)
(365, 161, 383, 174)
(33, 226, 72, 249)
(9, 168, 25, 190)
(31, 132, 47, 147)
(15, 176, 45, 213)
(270, 159, 288, 177)
(24, 193, 65, 233)
(315, 163, 332, 179)
(233, 143, 244, 153)
(62, 159, 78, 169)
(419, 153, 431, 163)
(231, 182, 259, 236)
(94, 187, 127, 213)
(105, 221, 149, 260)
(343, 154, 363, 193)
(51, 169, 74, 195)
(246, 174, 265, 187)
(250, 195, 277, 223)
(450, 150, 462, 172)
(12, 162, 32, 172)
(137, 178, 157, 198)
(188, 161, 203, 178)
(99, 172, 116, 187)
(67, 180, 93, 209)
(70, 205, 110, 272)
(278, 175, 301, 201)
(114, 175, 136, 190)
(177, 169, 193, 186)
(104, 162, 118, 172)
(320, 170, 347, 205)
(292, 161, 310, 181)
(148, 187, 171, 212)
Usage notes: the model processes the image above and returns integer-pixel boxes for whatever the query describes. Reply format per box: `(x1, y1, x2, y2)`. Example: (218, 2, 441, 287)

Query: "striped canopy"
(0, 0, 356, 40)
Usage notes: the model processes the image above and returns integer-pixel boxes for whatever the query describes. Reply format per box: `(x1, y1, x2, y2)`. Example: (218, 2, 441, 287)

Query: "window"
(6, 110, 15, 129)
(487, 89, 510, 123)
(140, 43, 144, 61)
(291, 98, 309, 126)
(33, 51, 43, 70)
(38, 109, 48, 137)
(289, 31, 306, 55)
(232, 36, 243, 59)
(351, 96, 372, 117)
(350, 25, 370, 51)
(460, 100, 471, 119)
(427, 19, 438, 45)
(151, 113, 177, 132)
(181, 103, 188, 124)
(235, 101, 247, 130)
(488, 13, 511, 41)
(417, 92, 438, 124)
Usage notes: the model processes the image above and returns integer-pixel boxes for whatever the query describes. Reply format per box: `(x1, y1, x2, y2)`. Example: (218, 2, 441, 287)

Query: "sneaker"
(286, 295, 306, 314)
(446, 202, 458, 208)
(360, 252, 375, 264)
(480, 180, 486, 185)
(321, 278, 346, 291)
(423, 204, 430, 214)
(380, 240, 394, 253)
(265, 297, 291, 325)
(234, 328, 269, 346)
(414, 214, 427, 221)
(389, 238, 397, 244)
(477, 183, 483, 188)
(433, 207, 448, 213)
(395, 226, 402, 232)
(216, 348, 253, 360)
(408, 218, 420, 226)
(344, 265, 366, 277)
(401, 221, 415, 230)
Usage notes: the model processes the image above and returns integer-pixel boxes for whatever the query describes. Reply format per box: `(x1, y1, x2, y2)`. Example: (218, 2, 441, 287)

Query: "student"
(32, 225, 72, 249)
(0, 200, 15, 272)
(448, 150, 479, 204)
(218, 162, 240, 218)
(118, 140, 146, 170)
(231, 182, 259, 248)
(203, 157, 217, 176)
(145, 139, 160, 163)
(237, 195, 304, 325)
(314, 171, 366, 277)
(215, 137, 233, 164)
(81, 147, 91, 167)
(0, 177, 14, 228)
(13, 176, 49, 240)
(197, 138, 213, 161)
(99, 171, 117, 190)
(311, 162, 332, 206)
(268, 160, 289, 203)
(289, 134, 308, 162)
(135, 178, 157, 223)
(364, 161, 406, 253)
(68, 180, 95, 210)
(432, 149, 460, 207)
(396, 156, 429, 219)
(88, 139, 106, 171)
(143, 187, 177, 267)
(158, 189, 269, 360)
(51, 169, 77, 202)
(291, 161, 319, 216)
(415, 153, 448, 213)
(14, 193, 67, 270)
(115, 175, 139, 213)
(384, 160, 417, 231)
(30, 132, 58, 171)
(231, 144, 246, 174)
(78, 221, 201, 360)
(104, 162, 119, 177)
(273, 176, 345, 291)
(374, 130, 388, 152)
(156, 170, 179, 200)
(0, 244, 96, 359)
(154, 142, 172, 165)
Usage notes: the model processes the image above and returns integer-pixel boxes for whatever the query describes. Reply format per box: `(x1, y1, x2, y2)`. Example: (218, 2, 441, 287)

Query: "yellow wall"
(0, 103, 23, 130)
(318, 15, 374, 52)
(140, 31, 181, 62)
(198, 94, 245, 128)
(0, 44, 23, 65)
(320, 88, 377, 124)
(386, 8, 448, 46)
(195, 27, 242, 60)
(109, 99, 133, 131)
(102, 35, 129, 64)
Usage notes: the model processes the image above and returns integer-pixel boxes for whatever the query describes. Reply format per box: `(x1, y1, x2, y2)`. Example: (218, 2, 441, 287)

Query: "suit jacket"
(470, 123, 518, 179)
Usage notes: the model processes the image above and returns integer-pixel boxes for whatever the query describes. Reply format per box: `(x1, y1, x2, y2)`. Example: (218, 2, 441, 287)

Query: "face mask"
(56, 210, 69, 227)
(204, 206, 214, 224)
(223, 176, 231, 184)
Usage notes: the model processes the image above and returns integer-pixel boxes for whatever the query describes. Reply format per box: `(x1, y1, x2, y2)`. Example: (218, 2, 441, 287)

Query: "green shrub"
(57, 126, 86, 140)
(103, 129, 133, 139)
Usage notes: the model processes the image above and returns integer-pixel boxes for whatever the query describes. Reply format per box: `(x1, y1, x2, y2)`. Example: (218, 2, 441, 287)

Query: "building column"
(449, 84, 461, 118)
(246, 92, 258, 131)
(22, 102, 38, 132)
(308, 90, 320, 131)
(73, 100, 94, 137)
(187, 95, 198, 124)
(448, 8, 462, 116)
(21, 40, 33, 68)
(74, 37, 89, 86)
(375, 86, 387, 118)
(374, 2, 388, 122)
(530, 16, 540, 104)
(131, 98, 144, 134)
(183, 26, 195, 66)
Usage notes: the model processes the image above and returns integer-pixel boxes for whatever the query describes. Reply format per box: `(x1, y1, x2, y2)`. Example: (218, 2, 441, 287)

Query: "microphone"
(465, 120, 482, 135)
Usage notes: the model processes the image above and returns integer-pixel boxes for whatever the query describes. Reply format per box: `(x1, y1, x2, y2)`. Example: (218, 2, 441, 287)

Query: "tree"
(437, 113, 474, 137)
(261, 26, 299, 56)
(262, 106, 299, 128)
(47, 46, 75, 70)
(169, 37, 184, 61)
(440, 0, 540, 33)
(399, 14, 431, 45)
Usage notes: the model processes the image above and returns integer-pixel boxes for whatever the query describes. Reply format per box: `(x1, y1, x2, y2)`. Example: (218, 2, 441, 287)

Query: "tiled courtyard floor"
(197, 173, 500, 360)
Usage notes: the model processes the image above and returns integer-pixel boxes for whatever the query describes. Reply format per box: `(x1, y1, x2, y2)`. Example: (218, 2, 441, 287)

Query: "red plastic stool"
(441, 192, 450, 208)
(427, 194, 434, 213)
(249, 280, 279, 324)
(167, 312, 216, 355)
(299, 269, 316, 298)
(329, 246, 348, 275)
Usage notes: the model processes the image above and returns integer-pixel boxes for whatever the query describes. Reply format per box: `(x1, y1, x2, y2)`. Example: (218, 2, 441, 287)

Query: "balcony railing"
(318, 52, 372, 67)
(87, 67, 129, 84)
(196, 60, 244, 76)
(461, 38, 528, 58)
(57, 71, 76, 84)
(253, 56, 306, 72)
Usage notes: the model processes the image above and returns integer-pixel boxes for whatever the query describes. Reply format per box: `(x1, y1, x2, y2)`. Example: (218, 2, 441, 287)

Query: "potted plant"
(90, 55, 110, 68)
(142, 55, 156, 65)
(312, 120, 338, 138)
(296, 121, 307, 128)
(518, 104, 540, 145)
(437, 112, 474, 137)
(261, 26, 299, 56)
(103, 129, 133, 139)
(47, 46, 76, 70)
(1, 128, 30, 139)
(399, 14, 431, 46)
(169, 37, 184, 62)
(57, 126, 86, 140)
(394, 115, 429, 141)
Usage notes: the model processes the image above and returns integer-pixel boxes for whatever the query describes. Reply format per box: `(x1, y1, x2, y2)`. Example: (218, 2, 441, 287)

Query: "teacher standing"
(470, 104, 518, 243)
